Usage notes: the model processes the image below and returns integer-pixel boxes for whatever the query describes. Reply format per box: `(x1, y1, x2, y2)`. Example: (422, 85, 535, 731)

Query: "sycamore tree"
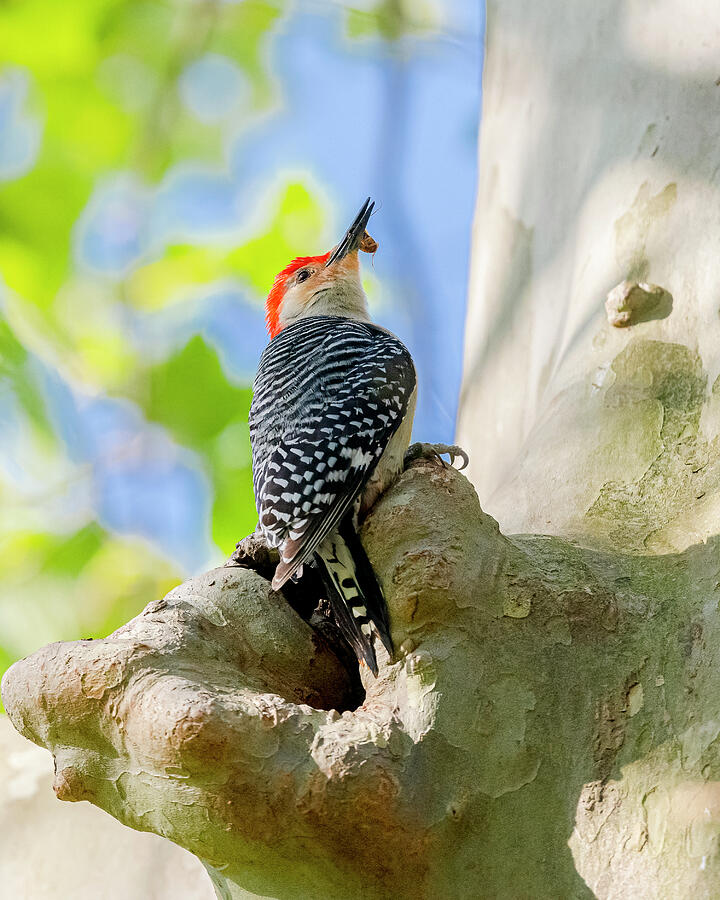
(5, 1, 719, 898)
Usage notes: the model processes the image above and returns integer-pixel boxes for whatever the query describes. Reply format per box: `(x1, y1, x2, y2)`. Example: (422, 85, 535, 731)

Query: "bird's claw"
(226, 531, 278, 573)
(404, 442, 469, 471)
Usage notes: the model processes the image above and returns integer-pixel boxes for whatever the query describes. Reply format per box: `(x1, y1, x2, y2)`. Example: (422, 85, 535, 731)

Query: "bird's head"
(265, 197, 376, 338)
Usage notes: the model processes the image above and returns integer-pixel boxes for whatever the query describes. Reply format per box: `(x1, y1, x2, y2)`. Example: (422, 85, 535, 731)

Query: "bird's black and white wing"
(249, 315, 416, 589)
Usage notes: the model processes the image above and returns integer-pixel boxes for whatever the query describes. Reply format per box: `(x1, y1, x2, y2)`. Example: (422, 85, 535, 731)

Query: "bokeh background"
(0, 0, 481, 698)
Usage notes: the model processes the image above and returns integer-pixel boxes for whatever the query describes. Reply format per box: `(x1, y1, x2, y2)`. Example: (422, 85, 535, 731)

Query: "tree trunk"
(4, 2, 720, 898)
(455, 0, 720, 896)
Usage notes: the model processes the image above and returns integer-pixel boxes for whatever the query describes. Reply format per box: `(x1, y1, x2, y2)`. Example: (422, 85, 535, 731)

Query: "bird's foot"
(404, 442, 469, 471)
(226, 530, 279, 578)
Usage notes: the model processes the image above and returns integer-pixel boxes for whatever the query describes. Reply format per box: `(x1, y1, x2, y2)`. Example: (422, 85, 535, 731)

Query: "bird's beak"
(325, 197, 375, 267)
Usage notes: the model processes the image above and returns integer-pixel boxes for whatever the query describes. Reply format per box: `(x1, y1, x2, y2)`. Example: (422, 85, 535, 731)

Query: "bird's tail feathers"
(316, 518, 393, 677)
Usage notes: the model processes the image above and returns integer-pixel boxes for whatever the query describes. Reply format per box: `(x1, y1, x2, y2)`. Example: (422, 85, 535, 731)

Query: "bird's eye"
(296, 269, 311, 283)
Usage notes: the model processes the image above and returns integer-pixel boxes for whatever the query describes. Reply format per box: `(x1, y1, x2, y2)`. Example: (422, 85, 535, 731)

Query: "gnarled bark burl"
(4, 449, 720, 898)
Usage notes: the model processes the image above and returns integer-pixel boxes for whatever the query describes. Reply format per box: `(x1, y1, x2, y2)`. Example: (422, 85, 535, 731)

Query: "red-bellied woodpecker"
(249, 198, 465, 675)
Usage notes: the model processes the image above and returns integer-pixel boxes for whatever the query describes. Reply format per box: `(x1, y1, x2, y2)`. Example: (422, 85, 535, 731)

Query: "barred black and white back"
(249, 315, 416, 673)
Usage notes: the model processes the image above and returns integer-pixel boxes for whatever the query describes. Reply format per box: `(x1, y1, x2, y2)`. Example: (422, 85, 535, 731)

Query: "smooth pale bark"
(0, 717, 213, 899)
(459, 0, 720, 553)
(5, 2, 720, 897)
(456, 0, 720, 896)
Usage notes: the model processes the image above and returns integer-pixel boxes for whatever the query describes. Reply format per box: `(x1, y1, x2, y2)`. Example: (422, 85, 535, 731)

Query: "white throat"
(280, 277, 371, 328)
(306, 280, 370, 321)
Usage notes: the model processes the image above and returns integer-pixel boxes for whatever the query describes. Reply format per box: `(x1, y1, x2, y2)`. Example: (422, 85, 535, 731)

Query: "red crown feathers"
(265, 253, 330, 339)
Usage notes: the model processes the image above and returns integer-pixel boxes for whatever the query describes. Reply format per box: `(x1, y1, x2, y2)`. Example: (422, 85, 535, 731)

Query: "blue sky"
(3, 1, 483, 573)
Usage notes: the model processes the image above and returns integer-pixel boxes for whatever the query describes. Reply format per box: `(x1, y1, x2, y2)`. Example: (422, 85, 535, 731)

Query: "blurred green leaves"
(345, 0, 436, 41)
(0, 522, 181, 712)
(226, 182, 325, 293)
(125, 182, 325, 309)
(0, 319, 52, 439)
(0, 0, 475, 703)
(140, 336, 250, 446)
(0, 0, 292, 692)
(136, 335, 256, 551)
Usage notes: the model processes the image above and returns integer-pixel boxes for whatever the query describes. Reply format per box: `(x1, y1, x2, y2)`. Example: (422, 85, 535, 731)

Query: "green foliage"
(135, 336, 257, 547)
(0, 319, 53, 438)
(0, 0, 294, 693)
(346, 0, 436, 41)
(226, 182, 326, 293)
(0, 524, 180, 712)
(140, 336, 252, 446)
(125, 182, 325, 309)
(0, 0, 424, 699)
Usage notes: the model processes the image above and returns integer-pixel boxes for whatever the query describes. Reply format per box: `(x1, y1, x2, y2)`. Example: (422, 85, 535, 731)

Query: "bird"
(249, 198, 466, 675)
